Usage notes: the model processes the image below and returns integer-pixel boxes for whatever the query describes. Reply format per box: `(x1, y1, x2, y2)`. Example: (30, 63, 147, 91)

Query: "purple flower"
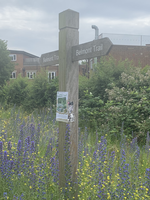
(4, 151, 7, 161)
(17, 140, 22, 152)
(0, 141, 3, 151)
(8, 141, 12, 150)
(10, 160, 14, 170)
(31, 141, 35, 153)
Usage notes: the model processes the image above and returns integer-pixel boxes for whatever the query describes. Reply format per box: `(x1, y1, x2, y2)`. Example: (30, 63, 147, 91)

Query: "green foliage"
(23, 70, 58, 111)
(1, 108, 150, 199)
(0, 40, 14, 86)
(0, 70, 58, 112)
(141, 64, 150, 74)
(79, 57, 150, 143)
(0, 74, 28, 107)
(79, 74, 89, 99)
(88, 57, 135, 102)
(103, 69, 150, 143)
(79, 90, 104, 129)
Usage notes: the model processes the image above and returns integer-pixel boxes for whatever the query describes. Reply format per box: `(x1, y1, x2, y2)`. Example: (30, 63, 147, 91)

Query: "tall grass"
(0, 106, 150, 199)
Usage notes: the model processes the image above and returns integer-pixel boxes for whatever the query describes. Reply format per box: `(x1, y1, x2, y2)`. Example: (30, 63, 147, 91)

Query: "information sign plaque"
(56, 91, 68, 122)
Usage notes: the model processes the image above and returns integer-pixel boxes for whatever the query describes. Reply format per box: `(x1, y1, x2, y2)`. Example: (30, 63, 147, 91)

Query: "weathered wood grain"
(58, 9, 79, 189)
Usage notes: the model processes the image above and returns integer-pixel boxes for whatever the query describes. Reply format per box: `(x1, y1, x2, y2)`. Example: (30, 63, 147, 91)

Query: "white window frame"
(9, 54, 17, 61)
(26, 71, 36, 79)
(10, 70, 17, 79)
(48, 71, 56, 81)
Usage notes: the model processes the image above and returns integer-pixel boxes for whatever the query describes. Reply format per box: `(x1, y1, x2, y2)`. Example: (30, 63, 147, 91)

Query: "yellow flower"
(107, 193, 111, 199)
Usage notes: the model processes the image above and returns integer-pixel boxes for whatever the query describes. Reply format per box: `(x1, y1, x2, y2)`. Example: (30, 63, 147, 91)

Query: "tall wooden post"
(58, 9, 79, 187)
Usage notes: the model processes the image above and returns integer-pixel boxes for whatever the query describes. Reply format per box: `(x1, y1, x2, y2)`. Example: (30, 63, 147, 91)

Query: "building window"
(10, 71, 16, 79)
(26, 71, 36, 79)
(48, 71, 56, 81)
(9, 54, 17, 61)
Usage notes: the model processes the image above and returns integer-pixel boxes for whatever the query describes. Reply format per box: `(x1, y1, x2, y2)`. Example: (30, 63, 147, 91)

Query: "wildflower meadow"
(0, 106, 150, 200)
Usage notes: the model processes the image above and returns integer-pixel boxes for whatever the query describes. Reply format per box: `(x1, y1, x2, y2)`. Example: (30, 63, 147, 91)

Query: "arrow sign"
(72, 37, 112, 61)
(40, 38, 112, 66)
(41, 50, 59, 66)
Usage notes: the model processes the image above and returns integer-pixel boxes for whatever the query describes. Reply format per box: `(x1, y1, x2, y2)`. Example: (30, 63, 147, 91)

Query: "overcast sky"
(1, 0, 150, 57)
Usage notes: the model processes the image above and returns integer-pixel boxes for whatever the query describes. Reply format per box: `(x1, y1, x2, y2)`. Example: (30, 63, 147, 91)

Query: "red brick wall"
(13, 54, 24, 77)
(107, 45, 150, 68)
(43, 66, 59, 77)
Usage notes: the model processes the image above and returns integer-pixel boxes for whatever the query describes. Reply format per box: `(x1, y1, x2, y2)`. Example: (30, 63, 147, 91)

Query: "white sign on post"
(56, 92, 75, 123)
(56, 91, 68, 122)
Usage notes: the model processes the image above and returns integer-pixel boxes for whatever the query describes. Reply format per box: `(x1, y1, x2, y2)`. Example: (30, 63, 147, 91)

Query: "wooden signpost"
(72, 37, 112, 61)
(58, 9, 79, 188)
(41, 38, 112, 67)
(41, 50, 59, 66)
(40, 9, 112, 195)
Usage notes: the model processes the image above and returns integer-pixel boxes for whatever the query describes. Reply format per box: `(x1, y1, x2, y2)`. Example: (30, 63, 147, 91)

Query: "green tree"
(0, 40, 14, 86)
(88, 57, 135, 102)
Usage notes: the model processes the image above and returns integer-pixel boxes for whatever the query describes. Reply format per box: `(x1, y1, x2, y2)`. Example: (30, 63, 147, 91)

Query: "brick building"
(99, 33, 150, 68)
(106, 44, 150, 68)
(9, 34, 150, 80)
(9, 50, 58, 81)
(9, 50, 39, 79)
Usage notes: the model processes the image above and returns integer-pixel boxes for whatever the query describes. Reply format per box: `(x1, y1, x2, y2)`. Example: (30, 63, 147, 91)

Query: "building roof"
(8, 50, 39, 58)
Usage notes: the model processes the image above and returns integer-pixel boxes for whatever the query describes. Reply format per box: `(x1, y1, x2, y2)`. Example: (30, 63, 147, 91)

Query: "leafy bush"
(104, 68, 150, 143)
(0, 75, 28, 107)
(23, 70, 58, 111)
(79, 74, 89, 100)
(88, 57, 134, 102)
(0, 71, 58, 112)
(79, 57, 150, 143)
(79, 90, 104, 129)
